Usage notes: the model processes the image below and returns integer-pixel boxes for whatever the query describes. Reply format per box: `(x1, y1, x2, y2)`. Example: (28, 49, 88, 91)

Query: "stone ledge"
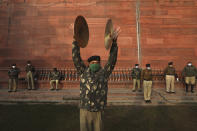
(0, 87, 196, 106)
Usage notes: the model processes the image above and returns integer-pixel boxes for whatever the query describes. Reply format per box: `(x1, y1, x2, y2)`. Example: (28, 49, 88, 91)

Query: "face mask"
(90, 64, 100, 72)
(27, 64, 30, 66)
(147, 67, 151, 70)
(135, 66, 138, 68)
(12, 66, 16, 68)
(188, 63, 192, 66)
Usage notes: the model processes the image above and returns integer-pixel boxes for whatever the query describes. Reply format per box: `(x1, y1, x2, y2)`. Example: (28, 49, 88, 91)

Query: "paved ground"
(0, 87, 197, 105)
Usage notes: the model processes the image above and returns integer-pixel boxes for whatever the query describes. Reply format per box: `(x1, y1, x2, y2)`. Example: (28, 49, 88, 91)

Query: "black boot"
(191, 85, 195, 93)
(186, 84, 188, 92)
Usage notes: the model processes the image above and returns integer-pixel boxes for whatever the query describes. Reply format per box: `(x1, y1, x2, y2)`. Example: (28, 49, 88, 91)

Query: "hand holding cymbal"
(104, 19, 121, 50)
(111, 26, 121, 41)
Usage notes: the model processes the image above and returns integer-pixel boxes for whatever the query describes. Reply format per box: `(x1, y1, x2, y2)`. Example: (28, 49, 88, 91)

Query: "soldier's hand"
(112, 27, 121, 41)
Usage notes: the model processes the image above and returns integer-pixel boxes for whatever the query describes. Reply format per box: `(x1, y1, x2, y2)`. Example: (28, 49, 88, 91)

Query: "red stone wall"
(0, 0, 137, 70)
(0, 0, 197, 71)
(140, 0, 197, 70)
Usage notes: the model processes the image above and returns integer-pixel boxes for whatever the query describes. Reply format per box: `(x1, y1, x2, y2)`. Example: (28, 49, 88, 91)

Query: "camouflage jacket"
(182, 65, 197, 77)
(49, 71, 61, 80)
(164, 66, 176, 76)
(131, 68, 141, 79)
(26, 65, 35, 73)
(72, 40, 118, 112)
(141, 69, 152, 81)
(8, 68, 20, 79)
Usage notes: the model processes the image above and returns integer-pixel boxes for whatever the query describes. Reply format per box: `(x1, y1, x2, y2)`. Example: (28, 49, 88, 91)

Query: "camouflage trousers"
(27, 71, 35, 89)
(8, 78, 18, 91)
(80, 109, 103, 131)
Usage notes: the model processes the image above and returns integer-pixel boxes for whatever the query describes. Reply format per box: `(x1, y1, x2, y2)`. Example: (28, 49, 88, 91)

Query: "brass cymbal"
(104, 19, 113, 50)
(74, 15, 89, 48)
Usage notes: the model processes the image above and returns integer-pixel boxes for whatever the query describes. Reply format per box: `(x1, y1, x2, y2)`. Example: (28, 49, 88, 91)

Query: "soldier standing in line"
(164, 62, 178, 93)
(131, 64, 142, 92)
(131, 64, 141, 92)
(8, 64, 20, 92)
(49, 68, 61, 91)
(26, 61, 35, 90)
(141, 64, 153, 103)
(182, 62, 197, 93)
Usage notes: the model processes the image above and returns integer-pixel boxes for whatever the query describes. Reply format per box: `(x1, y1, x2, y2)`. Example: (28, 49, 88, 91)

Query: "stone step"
(0, 88, 197, 105)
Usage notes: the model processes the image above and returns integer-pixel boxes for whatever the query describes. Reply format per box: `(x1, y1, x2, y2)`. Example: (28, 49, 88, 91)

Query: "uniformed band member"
(8, 64, 20, 92)
(26, 61, 35, 90)
(182, 62, 197, 93)
(49, 68, 61, 90)
(72, 39, 118, 131)
(131, 64, 142, 92)
(164, 62, 177, 93)
(141, 64, 153, 103)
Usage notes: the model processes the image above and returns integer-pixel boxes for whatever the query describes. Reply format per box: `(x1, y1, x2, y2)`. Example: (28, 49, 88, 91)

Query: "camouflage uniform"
(182, 65, 197, 92)
(72, 40, 118, 131)
(49, 70, 61, 90)
(26, 65, 35, 90)
(164, 66, 177, 93)
(131, 67, 141, 91)
(8, 67, 20, 92)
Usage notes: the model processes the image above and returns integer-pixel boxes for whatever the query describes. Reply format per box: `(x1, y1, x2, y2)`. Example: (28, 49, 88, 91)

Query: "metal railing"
(0, 67, 183, 82)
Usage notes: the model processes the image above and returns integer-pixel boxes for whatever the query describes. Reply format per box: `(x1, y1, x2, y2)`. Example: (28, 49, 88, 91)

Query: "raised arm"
(72, 41, 86, 75)
(104, 40, 118, 78)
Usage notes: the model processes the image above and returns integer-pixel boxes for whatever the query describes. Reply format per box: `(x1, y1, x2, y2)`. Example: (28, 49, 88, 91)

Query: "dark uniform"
(182, 63, 197, 93)
(163, 62, 177, 93)
(49, 68, 61, 90)
(26, 62, 35, 90)
(131, 64, 141, 92)
(8, 65, 20, 92)
(72, 40, 118, 131)
(141, 64, 152, 103)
